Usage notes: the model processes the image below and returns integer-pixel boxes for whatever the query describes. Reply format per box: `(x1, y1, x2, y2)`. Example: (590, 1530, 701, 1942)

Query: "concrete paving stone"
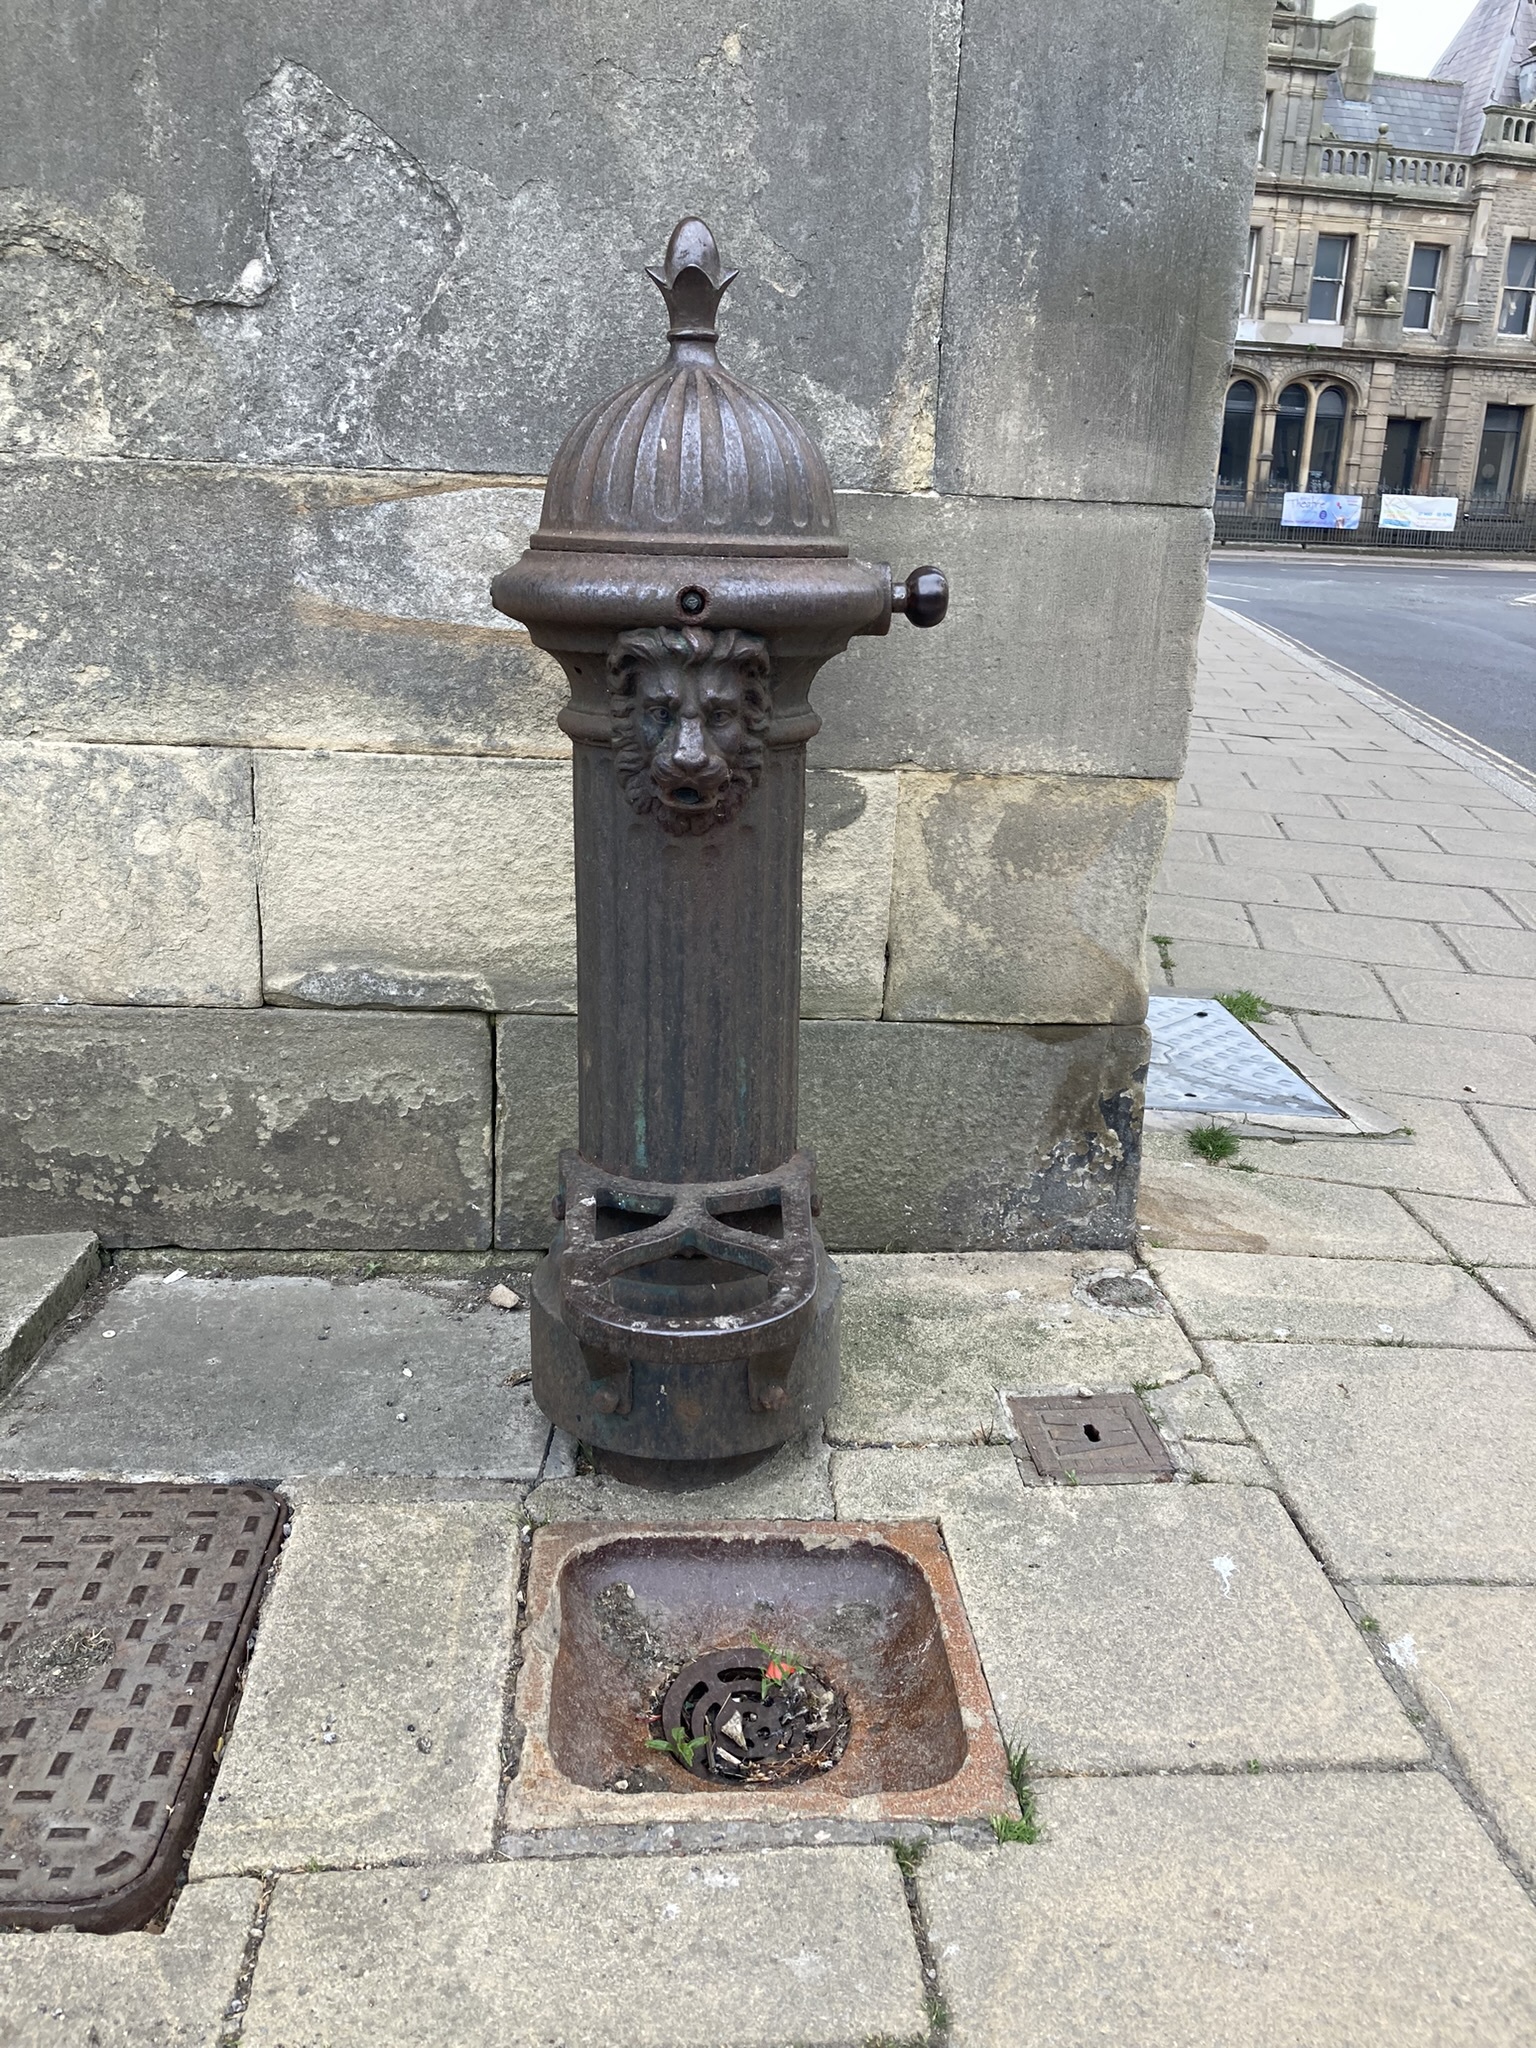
(1376, 849, 1536, 890)
(0, 1878, 260, 2048)
(1143, 1249, 1529, 1347)
(919, 1774, 1536, 2048)
(1180, 1439, 1277, 1486)
(1208, 833, 1383, 877)
(1489, 1268, 1536, 1330)
(1430, 826, 1536, 858)
(1144, 1371, 1248, 1441)
(240, 1849, 926, 2048)
(1247, 906, 1462, 967)
(1375, 969, 1536, 1033)
(1168, 942, 1395, 1016)
(1144, 894, 1258, 946)
(829, 1252, 1200, 1445)
(525, 1431, 833, 1523)
(1295, 1015, 1536, 1108)
(1208, 1343, 1536, 1580)
(1400, 1194, 1536, 1267)
(0, 1274, 549, 1480)
(1156, 860, 1330, 908)
(0, 1230, 99, 1392)
(1471, 805, 1536, 832)
(1137, 1151, 1441, 1258)
(1273, 813, 1441, 852)
(1322, 877, 1517, 927)
(1369, 1585, 1536, 1882)
(1241, 1094, 1524, 1202)
(830, 1450, 1420, 1771)
(1440, 924, 1536, 976)
(1165, 805, 1282, 838)
(191, 1500, 518, 1876)
(1332, 796, 1491, 829)
(1475, 1106, 1536, 1201)
(1505, 887, 1536, 927)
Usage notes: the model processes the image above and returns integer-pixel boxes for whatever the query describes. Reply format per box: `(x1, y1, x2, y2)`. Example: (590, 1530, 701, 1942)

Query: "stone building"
(0, 1, 1270, 1257)
(1220, 0, 1536, 505)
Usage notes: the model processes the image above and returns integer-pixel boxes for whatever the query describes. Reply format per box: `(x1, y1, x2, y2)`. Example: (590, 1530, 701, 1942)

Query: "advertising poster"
(1281, 493, 1364, 528)
(1379, 495, 1459, 531)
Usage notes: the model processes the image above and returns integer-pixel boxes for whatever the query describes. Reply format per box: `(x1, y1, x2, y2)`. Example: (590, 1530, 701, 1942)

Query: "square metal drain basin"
(507, 1521, 1014, 1829)
(0, 1481, 282, 1931)
(1009, 1392, 1175, 1485)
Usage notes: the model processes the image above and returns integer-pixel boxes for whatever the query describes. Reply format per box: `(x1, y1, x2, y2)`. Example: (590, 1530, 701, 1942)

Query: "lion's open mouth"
(667, 786, 705, 806)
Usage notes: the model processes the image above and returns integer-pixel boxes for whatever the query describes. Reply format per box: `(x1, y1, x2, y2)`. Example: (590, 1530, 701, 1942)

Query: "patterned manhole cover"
(1008, 1392, 1175, 1485)
(0, 1480, 282, 1931)
(1146, 995, 1345, 1122)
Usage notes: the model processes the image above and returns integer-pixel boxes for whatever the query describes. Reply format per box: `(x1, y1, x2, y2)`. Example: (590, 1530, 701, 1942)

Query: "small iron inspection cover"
(0, 1481, 281, 1931)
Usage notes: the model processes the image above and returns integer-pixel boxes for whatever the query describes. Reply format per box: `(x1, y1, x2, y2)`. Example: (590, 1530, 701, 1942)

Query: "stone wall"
(0, 1, 1271, 1252)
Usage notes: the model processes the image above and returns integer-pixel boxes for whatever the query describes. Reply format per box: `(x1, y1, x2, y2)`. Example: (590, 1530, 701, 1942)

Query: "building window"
(1307, 235, 1352, 323)
(1474, 404, 1526, 500)
(1271, 384, 1309, 490)
(1258, 92, 1273, 168)
(1218, 380, 1258, 490)
(1241, 227, 1262, 317)
(1499, 240, 1536, 337)
(1380, 418, 1423, 493)
(1309, 385, 1349, 490)
(1402, 245, 1443, 331)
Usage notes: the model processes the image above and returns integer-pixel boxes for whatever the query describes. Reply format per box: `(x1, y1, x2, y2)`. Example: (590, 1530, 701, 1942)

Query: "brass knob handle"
(892, 564, 948, 628)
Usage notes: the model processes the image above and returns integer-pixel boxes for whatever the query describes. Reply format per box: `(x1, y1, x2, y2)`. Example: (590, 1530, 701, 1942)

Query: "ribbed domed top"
(533, 220, 843, 558)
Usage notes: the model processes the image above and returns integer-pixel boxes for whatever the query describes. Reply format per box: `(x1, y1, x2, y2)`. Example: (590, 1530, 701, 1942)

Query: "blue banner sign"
(1282, 493, 1363, 529)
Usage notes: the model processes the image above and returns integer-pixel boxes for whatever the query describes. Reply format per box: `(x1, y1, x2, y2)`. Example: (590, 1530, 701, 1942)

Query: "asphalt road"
(1206, 558, 1536, 774)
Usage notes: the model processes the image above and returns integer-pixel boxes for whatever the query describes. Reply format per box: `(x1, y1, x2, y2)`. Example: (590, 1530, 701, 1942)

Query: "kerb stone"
(0, 1230, 99, 1392)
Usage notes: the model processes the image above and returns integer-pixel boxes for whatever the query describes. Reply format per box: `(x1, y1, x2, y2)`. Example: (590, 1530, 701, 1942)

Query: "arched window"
(1270, 384, 1309, 491)
(1217, 380, 1258, 490)
(1309, 385, 1349, 491)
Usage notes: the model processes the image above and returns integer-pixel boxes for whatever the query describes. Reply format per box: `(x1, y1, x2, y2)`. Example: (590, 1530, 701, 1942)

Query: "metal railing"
(1213, 489, 1536, 554)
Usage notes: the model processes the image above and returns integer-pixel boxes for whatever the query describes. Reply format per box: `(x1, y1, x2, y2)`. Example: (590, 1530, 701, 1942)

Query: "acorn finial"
(646, 218, 738, 342)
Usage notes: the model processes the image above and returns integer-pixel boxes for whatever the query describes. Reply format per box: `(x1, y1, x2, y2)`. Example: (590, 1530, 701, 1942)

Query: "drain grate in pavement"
(1146, 995, 1345, 1123)
(1008, 1392, 1175, 1485)
(0, 1481, 282, 1932)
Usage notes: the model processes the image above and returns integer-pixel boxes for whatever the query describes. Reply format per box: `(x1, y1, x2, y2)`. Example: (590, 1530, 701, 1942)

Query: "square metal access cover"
(1146, 995, 1346, 1124)
(1008, 1393, 1175, 1485)
(1, 1481, 282, 1932)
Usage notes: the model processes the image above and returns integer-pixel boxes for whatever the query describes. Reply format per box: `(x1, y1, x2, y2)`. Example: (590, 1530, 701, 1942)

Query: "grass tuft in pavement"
(1187, 1123, 1240, 1165)
(1215, 988, 1270, 1025)
(989, 1736, 1041, 1844)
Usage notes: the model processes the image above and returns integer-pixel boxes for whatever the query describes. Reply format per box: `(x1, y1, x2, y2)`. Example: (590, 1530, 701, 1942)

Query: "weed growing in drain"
(1215, 988, 1270, 1025)
(991, 1736, 1041, 1844)
(646, 1725, 705, 1770)
(1150, 934, 1176, 976)
(749, 1631, 801, 1699)
(892, 1839, 928, 1879)
(1187, 1123, 1240, 1165)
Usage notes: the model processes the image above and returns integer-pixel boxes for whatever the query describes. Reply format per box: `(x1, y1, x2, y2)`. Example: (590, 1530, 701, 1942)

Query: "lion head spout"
(607, 626, 772, 835)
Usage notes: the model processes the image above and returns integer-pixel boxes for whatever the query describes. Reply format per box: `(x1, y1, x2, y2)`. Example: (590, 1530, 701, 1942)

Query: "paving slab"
(1156, 860, 1330, 908)
(830, 1252, 1199, 1444)
(1209, 1343, 1536, 1581)
(1165, 941, 1395, 1016)
(1369, 1585, 1536, 1883)
(0, 1274, 549, 1480)
(1237, 1094, 1523, 1201)
(1440, 925, 1536, 976)
(919, 1775, 1536, 2048)
(1376, 850, 1536, 890)
(1322, 877, 1517, 927)
(190, 1501, 518, 1875)
(0, 1230, 99, 1392)
(0, 1877, 259, 2048)
(1400, 1194, 1536, 1266)
(1476, 1106, 1536, 1201)
(1295, 1016, 1536, 1109)
(1207, 834, 1385, 878)
(1179, 1439, 1277, 1486)
(1273, 812, 1441, 851)
(1375, 970, 1536, 1033)
(1489, 1268, 1536, 1330)
(1144, 894, 1258, 947)
(1144, 1372, 1248, 1442)
(1144, 1249, 1529, 1347)
(1137, 1153, 1440, 1258)
(240, 1849, 925, 2048)
(830, 1449, 1419, 1771)
(524, 1431, 833, 1523)
(1165, 804, 1281, 839)
(1247, 906, 1463, 968)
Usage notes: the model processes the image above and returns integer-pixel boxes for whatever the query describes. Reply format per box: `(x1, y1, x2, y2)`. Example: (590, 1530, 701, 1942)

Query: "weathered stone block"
(0, 1230, 99, 1392)
(933, 0, 1270, 503)
(0, 739, 260, 1004)
(801, 770, 897, 1019)
(818, 494, 1208, 778)
(256, 751, 576, 1012)
(495, 1016, 1147, 1252)
(0, 1, 960, 486)
(0, 1007, 493, 1248)
(0, 461, 567, 753)
(886, 772, 1173, 1023)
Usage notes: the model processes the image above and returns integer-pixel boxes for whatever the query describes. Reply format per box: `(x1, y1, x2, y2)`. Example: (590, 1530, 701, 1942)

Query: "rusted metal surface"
(654, 1646, 847, 1783)
(1008, 1392, 1176, 1485)
(492, 219, 948, 1481)
(0, 1480, 281, 1931)
(505, 1520, 1013, 1828)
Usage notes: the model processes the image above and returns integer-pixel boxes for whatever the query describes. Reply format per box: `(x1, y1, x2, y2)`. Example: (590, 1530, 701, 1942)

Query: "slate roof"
(1323, 73, 1464, 150)
(1433, 0, 1536, 153)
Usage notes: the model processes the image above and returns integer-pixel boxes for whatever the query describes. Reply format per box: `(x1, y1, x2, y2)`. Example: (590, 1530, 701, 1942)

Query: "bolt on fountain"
(492, 218, 948, 1484)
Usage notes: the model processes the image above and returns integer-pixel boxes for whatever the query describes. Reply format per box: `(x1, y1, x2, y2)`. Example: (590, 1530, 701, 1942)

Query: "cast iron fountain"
(492, 218, 948, 1484)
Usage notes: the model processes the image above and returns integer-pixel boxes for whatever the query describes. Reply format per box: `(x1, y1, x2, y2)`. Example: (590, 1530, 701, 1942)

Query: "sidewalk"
(3, 603, 1536, 2045)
